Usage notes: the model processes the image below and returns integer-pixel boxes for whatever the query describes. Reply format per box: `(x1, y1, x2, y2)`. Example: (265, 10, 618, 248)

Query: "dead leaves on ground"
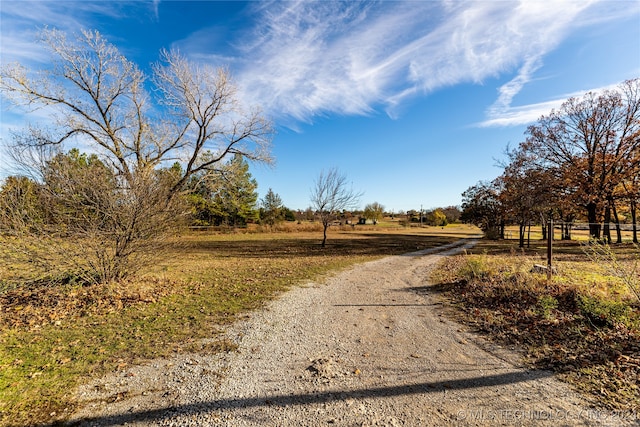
(436, 255, 640, 412)
(0, 278, 177, 330)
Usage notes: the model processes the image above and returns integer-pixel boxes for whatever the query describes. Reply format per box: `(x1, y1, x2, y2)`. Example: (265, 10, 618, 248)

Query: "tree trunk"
(322, 223, 328, 247)
(527, 220, 531, 248)
(519, 222, 525, 248)
(541, 220, 547, 241)
(586, 201, 600, 240)
(561, 220, 570, 240)
(611, 199, 622, 244)
(565, 214, 575, 240)
(603, 200, 612, 244)
(563, 216, 574, 240)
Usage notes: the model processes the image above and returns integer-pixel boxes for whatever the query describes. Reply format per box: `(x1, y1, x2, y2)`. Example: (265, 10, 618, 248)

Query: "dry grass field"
(2, 222, 638, 425)
(0, 223, 478, 427)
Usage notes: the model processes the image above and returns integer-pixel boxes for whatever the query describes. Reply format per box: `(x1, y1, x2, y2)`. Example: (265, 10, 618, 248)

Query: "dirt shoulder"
(67, 240, 633, 426)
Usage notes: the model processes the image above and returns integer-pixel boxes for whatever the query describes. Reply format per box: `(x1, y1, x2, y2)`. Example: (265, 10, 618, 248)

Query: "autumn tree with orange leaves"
(523, 79, 640, 240)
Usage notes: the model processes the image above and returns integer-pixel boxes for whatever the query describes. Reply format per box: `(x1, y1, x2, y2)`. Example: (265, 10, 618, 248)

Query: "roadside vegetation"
(453, 79, 640, 413)
(0, 224, 475, 427)
(431, 231, 639, 412)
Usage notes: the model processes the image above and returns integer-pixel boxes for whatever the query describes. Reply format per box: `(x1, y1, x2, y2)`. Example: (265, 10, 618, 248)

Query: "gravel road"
(68, 239, 631, 426)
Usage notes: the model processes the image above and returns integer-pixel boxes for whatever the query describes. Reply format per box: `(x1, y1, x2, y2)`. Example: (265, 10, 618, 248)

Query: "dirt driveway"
(68, 239, 630, 426)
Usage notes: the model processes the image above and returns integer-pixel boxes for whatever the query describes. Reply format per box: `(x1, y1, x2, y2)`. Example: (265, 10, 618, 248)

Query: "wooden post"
(547, 218, 553, 281)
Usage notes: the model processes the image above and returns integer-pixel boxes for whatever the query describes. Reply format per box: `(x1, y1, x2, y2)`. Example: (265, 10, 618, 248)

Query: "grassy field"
(432, 229, 640, 412)
(3, 222, 637, 425)
(0, 223, 478, 427)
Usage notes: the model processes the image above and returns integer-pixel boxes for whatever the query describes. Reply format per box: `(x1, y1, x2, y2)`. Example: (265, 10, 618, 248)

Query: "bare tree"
(0, 29, 272, 193)
(0, 29, 273, 282)
(310, 168, 362, 247)
(0, 175, 44, 233)
(0, 149, 187, 284)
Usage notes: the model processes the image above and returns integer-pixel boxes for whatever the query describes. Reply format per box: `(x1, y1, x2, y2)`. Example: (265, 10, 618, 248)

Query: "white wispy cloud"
(152, 0, 161, 21)
(479, 98, 567, 128)
(2, 0, 636, 129)
(481, 0, 640, 127)
(0, 1, 153, 65)
(479, 82, 623, 128)
(222, 0, 604, 123)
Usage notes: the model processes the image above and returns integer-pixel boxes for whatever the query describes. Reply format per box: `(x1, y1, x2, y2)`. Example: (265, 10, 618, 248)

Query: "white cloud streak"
(479, 82, 623, 127)
(1, 0, 636, 129)
(480, 0, 640, 127)
(0, 1, 153, 65)
(221, 0, 611, 124)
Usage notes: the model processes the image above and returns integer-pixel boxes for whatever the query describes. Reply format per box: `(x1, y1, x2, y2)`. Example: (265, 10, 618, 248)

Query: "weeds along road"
(68, 239, 625, 426)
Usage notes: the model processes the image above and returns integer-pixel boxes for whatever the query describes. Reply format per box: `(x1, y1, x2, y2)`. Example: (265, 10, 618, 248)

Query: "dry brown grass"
(0, 223, 478, 427)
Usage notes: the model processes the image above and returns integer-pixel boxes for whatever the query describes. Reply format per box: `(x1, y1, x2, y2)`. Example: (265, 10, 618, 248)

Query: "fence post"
(547, 218, 553, 281)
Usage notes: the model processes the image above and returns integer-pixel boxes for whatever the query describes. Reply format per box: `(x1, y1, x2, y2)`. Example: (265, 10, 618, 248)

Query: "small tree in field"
(310, 168, 362, 247)
(261, 188, 284, 226)
(425, 208, 447, 226)
(441, 206, 462, 224)
(364, 202, 385, 225)
(461, 180, 504, 239)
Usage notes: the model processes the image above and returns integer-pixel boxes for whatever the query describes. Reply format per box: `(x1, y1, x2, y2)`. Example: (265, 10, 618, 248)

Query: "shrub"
(537, 295, 559, 319)
(577, 294, 636, 329)
(459, 254, 494, 280)
(583, 242, 640, 303)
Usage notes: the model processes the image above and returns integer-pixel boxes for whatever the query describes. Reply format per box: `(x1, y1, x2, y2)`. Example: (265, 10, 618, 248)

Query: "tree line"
(0, 149, 294, 227)
(461, 79, 640, 246)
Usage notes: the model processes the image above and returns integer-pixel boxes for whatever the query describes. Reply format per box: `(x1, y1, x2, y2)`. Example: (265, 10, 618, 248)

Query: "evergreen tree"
(261, 188, 284, 226)
(190, 154, 258, 226)
(282, 207, 296, 222)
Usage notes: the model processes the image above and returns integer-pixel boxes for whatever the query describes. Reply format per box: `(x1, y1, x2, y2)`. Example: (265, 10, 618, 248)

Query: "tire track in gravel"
(68, 238, 628, 427)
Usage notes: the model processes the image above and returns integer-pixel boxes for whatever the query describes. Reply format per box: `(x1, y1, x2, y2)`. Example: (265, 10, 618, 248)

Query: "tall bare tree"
(310, 168, 362, 247)
(1, 29, 272, 193)
(0, 29, 273, 282)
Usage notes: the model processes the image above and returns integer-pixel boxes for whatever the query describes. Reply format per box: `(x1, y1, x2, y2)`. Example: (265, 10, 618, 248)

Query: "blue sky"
(1, 1, 639, 213)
